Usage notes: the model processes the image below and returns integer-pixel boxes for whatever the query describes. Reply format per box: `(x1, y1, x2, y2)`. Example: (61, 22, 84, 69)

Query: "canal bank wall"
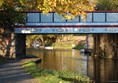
(93, 34, 118, 59)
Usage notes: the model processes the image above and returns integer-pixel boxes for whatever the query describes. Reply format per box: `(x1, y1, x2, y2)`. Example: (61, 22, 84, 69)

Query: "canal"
(26, 48, 118, 83)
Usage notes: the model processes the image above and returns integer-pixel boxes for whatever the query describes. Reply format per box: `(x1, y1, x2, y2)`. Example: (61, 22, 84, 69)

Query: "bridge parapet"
(26, 11, 118, 25)
(15, 11, 118, 34)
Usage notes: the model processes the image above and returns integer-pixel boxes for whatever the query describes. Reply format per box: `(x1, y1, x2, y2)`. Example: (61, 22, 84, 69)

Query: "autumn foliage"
(0, 0, 95, 19)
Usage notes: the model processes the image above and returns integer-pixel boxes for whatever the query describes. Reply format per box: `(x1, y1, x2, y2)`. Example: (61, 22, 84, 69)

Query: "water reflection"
(88, 58, 118, 83)
(26, 48, 87, 75)
(26, 48, 118, 83)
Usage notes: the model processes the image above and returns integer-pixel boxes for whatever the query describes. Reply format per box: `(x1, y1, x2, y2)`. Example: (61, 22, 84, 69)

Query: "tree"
(96, 0, 118, 10)
(0, 0, 95, 20)
(0, 1, 25, 58)
(0, 5, 25, 33)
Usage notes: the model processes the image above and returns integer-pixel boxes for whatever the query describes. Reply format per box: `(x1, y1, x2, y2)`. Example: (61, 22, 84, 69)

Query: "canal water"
(26, 48, 118, 83)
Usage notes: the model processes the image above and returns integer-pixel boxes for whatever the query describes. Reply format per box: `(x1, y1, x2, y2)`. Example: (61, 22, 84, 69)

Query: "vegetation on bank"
(52, 42, 84, 49)
(52, 42, 73, 49)
(72, 44, 85, 50)
(23, 61, 91, 83)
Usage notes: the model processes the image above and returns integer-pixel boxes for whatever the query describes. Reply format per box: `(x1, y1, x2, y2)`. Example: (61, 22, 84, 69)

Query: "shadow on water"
(26, 48, 118, 83)
(88, 57, 118, 83)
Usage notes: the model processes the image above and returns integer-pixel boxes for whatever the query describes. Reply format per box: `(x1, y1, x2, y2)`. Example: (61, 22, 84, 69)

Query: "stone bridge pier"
(93, 34, 118, 59)
(15, 34, 26, 58)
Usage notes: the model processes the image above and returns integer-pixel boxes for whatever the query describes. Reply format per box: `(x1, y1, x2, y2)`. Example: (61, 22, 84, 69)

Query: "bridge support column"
(93, 34, 118, 59)
(15, 34, 26, 58)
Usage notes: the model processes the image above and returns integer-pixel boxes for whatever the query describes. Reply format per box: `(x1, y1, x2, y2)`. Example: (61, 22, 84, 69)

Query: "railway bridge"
(15, 11, 118, 58)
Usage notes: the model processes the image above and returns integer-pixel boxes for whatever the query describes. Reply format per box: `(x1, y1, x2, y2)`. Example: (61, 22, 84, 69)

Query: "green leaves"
(0, 4, 25, 31)
(97, 0, 118, 10)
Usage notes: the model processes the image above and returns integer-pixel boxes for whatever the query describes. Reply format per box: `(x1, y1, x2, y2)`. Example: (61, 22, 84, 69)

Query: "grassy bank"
(52, 42, 84, 49)
(23, 61, 91, 83)
(52, 42, 73, 49)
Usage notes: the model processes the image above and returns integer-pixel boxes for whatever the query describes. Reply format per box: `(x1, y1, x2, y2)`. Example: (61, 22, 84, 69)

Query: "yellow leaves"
(20, 0, 25, 5)
(42, 0, 57, 12)
(81, 11, 88, 21)
(1, 0, 95, 20)
(43, 0, 56, 7)
(59, 0, 65, 5)
(64, 14, 75, 20)
(59, 81, 62, 83)
(0, 0, 3, 6)
(19, 0, 95, 20)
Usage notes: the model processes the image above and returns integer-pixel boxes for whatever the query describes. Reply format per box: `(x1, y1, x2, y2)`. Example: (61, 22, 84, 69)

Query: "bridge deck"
(15, 11, 118, 34)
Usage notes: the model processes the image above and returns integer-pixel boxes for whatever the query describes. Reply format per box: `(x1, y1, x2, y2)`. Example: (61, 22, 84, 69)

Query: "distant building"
(32, 41, 40, 48)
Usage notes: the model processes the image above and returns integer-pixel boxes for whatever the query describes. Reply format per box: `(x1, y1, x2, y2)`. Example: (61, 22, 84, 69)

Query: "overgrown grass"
(23, 61, 91, 83)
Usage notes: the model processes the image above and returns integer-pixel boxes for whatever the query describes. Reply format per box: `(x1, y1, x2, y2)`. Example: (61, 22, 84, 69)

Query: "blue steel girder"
(15, 11, 118, 34)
